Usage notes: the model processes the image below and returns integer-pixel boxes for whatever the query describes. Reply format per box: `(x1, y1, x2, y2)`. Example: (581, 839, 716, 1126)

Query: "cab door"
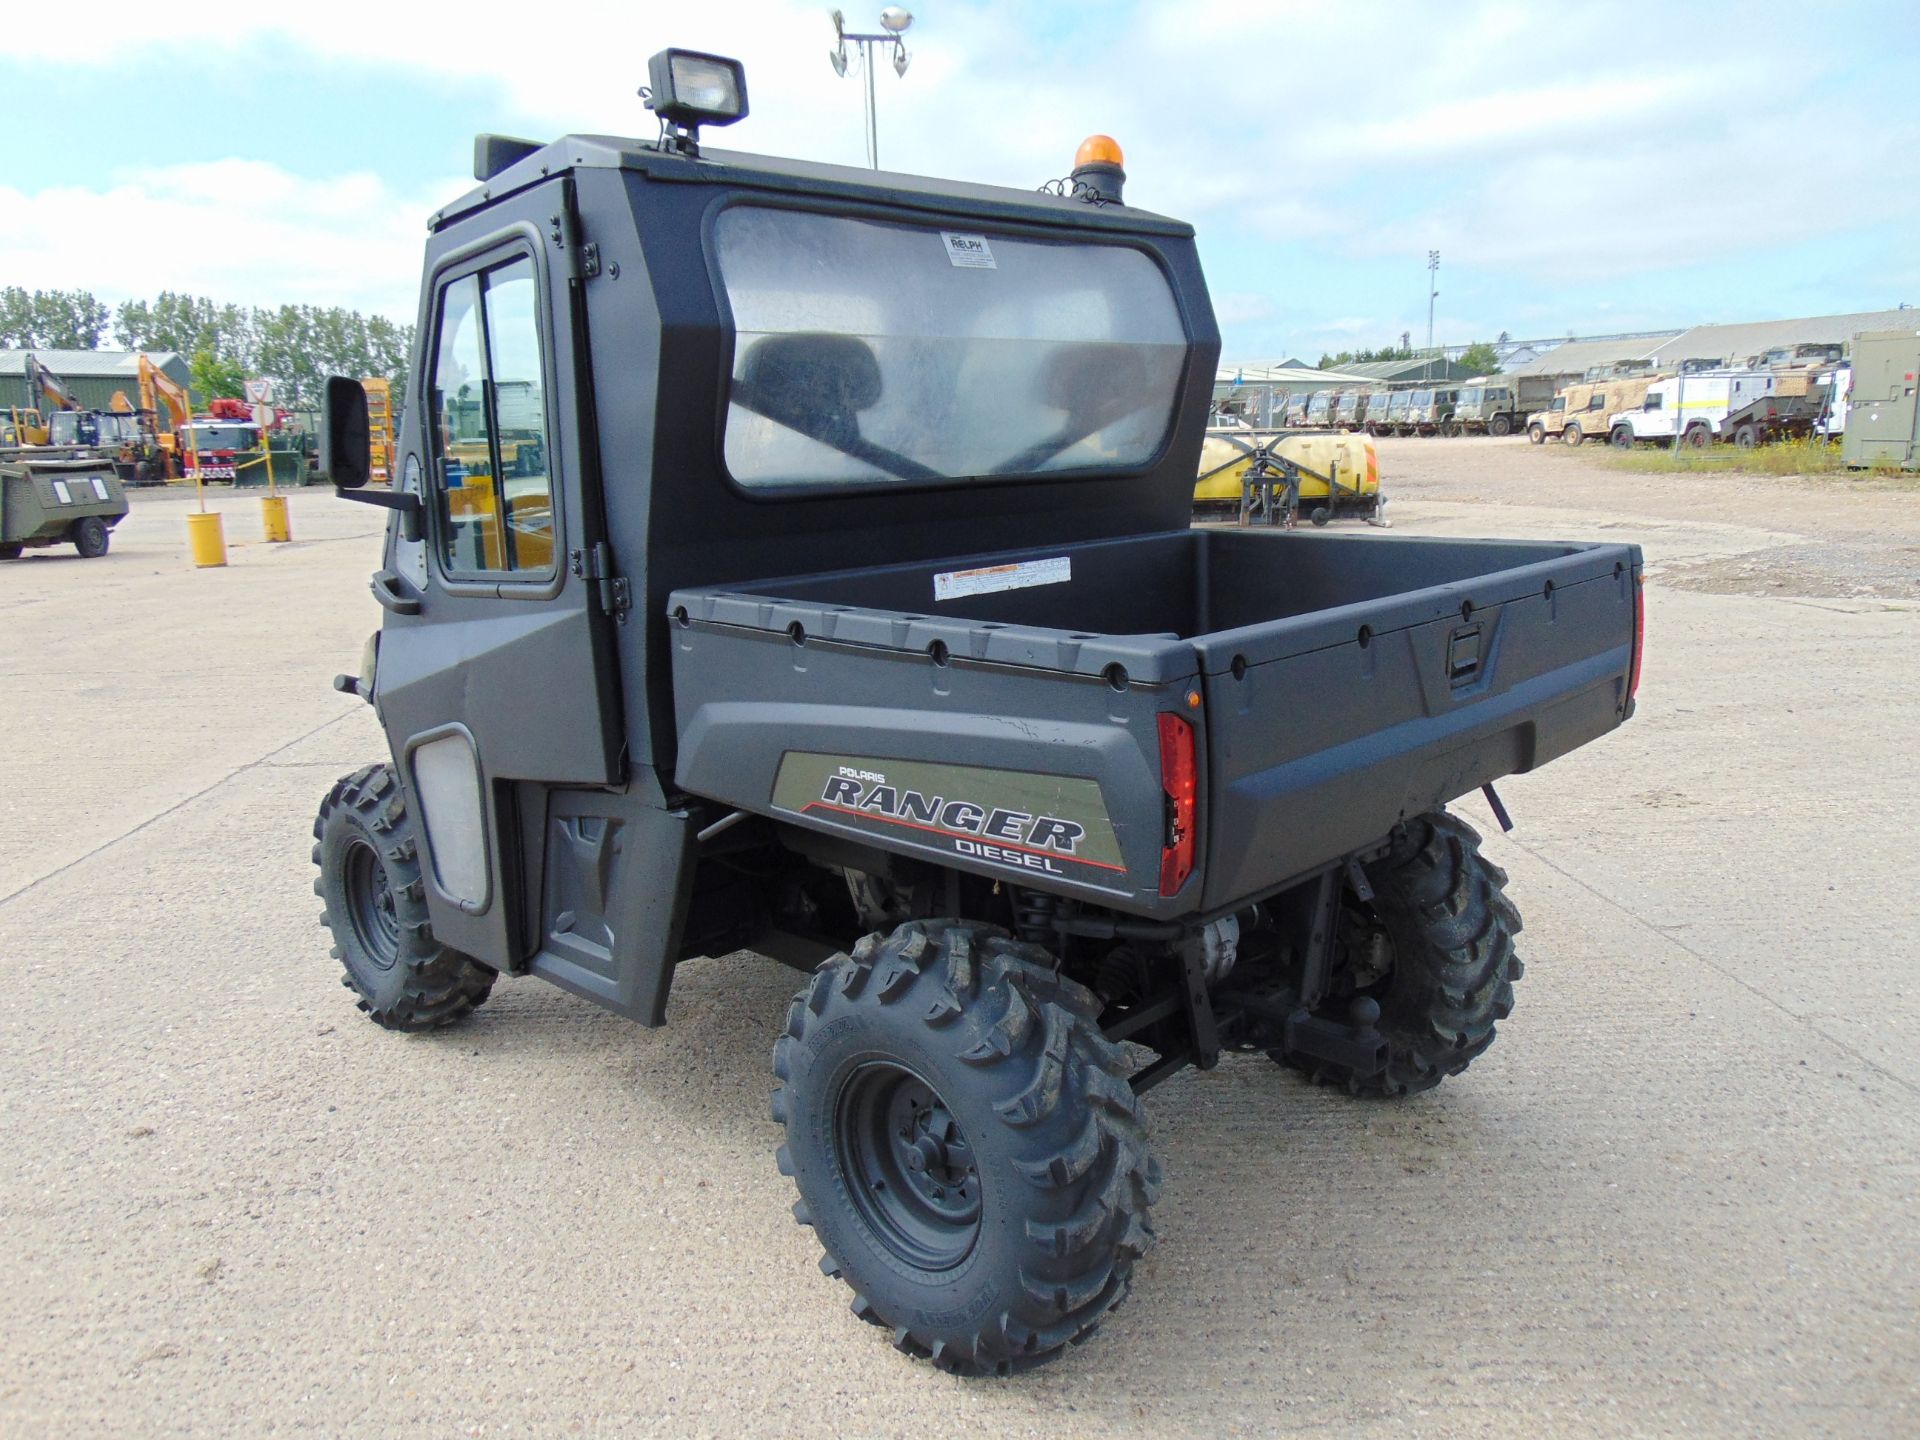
(375, 183, 624, 965)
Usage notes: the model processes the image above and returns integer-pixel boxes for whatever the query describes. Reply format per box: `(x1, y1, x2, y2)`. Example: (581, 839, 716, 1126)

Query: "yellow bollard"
(261, 494, 292, 543)
(186, 510, 228, 568)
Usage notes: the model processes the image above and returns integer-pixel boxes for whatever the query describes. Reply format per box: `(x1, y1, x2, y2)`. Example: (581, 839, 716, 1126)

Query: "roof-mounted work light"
(644, 49, 749, 155)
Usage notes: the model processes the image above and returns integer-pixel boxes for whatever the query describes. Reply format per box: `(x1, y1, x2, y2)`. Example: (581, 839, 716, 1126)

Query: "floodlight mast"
(829, 9, 913, 169)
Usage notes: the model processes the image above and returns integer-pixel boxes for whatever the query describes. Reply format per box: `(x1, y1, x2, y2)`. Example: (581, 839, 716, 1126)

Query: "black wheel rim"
(344, 839, 400, 970)
(835, 1062, 981, 1271)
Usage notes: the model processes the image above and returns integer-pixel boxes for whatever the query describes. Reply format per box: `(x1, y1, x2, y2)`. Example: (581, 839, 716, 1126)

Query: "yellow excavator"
(138, 354, 197, 480)
(5, 354, 79, 446)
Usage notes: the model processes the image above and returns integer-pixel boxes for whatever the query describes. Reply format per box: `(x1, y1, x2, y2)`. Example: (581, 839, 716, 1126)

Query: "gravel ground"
(2, 451, 1916, 1438)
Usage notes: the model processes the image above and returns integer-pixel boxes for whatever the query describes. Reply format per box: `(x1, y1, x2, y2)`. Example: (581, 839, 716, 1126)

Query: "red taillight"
(1157, 712, 1197, 896)
(1628, 570, 1645, 701)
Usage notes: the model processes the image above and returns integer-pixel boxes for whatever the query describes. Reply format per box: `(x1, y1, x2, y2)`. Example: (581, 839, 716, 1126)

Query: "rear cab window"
(713, 206, 1187, 492)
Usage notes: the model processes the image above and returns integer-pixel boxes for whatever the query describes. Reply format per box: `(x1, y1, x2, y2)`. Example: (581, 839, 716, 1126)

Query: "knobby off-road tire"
(773, 921, 1160, 1376)
(313, 763, 494, 1030)
(1489, 414, 1513, 437)
(1527, 423, 1546, 445)
(1278, 811, 1523, 1098)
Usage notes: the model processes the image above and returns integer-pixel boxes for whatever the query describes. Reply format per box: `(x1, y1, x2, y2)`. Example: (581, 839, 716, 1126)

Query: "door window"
(429, 257, 554, 577)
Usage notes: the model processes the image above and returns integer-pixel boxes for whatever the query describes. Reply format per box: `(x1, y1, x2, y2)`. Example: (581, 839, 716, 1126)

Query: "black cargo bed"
(668, 528, 1640, 915)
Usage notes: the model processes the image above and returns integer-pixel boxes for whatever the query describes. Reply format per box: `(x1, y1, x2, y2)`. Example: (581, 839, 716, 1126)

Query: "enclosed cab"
(1284, 388, 1314, 427)
(1367, 387, 1413, 436)
(1332, 388, 1373, 431)
(1608, 370, 1777, 449)
(179, 420, 264, 482)
(1528, 374, 1663, 446)
(306, 51, 1644, 1377)
(1404, 385, 1458, 436)
(1450, 381, 1523, 436)
(1303, 389, 1340, 428)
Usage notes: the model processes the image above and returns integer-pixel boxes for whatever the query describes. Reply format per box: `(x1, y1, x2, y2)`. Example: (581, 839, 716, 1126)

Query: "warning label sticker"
(934, 556, 1070, 602)
(940, 232, 997, 269)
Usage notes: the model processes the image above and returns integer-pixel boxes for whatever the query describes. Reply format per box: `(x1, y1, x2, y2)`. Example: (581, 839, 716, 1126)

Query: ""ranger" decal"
(770, 753, 1127, 880)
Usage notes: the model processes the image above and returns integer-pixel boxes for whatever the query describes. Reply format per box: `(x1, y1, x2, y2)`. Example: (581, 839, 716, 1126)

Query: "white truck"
(1607, 370, 1778, 449)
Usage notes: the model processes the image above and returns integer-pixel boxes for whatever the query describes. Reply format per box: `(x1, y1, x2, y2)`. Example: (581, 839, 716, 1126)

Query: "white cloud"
(4, 0, 1915, 352)
(0, 161, 455, 319)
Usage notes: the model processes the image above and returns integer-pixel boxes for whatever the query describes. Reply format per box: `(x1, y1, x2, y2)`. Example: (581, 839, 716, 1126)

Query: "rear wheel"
(1734, 423, 1759, 449)
(313, 764, 494, 1030)
(1611, 426, 1634, 449)
(1489, 414, 1512, 437)
(1273, 811, 1522, 1098)
(1564, 423, 1585, 447)
(0, 542, 21, 561)
(774, 921, 1158, 1375)
(1684, 424, 1711, 450)
(72, 516, 110, 558)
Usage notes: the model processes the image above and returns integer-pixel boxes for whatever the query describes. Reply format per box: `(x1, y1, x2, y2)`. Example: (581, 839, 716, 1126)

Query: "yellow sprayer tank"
(1195, 429, 1380, 515)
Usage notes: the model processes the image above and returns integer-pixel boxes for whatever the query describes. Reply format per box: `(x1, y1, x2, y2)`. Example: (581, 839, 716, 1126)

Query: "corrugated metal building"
(1504, 336, 1677, 379)
(1335, 355, 1476, 384)
(0, 349, 194, 413)
(1644, 310, 1918, 369)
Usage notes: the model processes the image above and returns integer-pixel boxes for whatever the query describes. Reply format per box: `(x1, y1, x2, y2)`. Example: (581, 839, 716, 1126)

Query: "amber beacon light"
(1070, 134, 1126, 204)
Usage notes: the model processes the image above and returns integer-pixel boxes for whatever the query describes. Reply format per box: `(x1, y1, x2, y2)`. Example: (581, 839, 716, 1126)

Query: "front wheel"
(774, 922, 1159, 1375)
(72, 516, 110, 558)
(1273, 811, 1523, 1097)
(1527, 423, 1546, 445)
(1611, 426, 1634, 449)
(1734, 423, 1759, 449)
(313, 764, 495, 1030)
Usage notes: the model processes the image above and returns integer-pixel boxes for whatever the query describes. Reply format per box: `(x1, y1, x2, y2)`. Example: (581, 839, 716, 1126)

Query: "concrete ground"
(1, 446, 1915, 1438)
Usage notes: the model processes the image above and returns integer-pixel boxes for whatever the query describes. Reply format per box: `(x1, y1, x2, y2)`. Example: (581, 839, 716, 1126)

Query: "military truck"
(1448, 380, 1525, 436)
(1527, 373, 1662, 446)
(1302, 389, 1340, 429)
(1332, 388, 1375, 431)
(1367, 388, 1413, 436)
(307, 49, 1646, 1377)
(1, 455, 127, 559)
(1404, 386, 1458, 436)
(1606, 370, 1778, 450)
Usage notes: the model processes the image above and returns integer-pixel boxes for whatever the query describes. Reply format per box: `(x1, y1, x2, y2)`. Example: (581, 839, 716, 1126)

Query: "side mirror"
(320, 375, 371, 489)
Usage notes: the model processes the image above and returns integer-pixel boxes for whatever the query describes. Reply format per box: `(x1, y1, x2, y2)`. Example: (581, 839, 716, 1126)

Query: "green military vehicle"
(1332, 388, 1375, 431)
(1404, 386, 1459, 436)
(1448, 381, 1525, 436)
(307, 49, 1645, 1376)
(1368, 388, 1413, 435)
(1842, 330, 1920, 471)
(1302, 388, 1341, 428)
(0, 455, 127, 559)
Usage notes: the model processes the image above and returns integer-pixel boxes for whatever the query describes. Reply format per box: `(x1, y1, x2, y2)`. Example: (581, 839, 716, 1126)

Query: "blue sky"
(5, 1, 1917, 362)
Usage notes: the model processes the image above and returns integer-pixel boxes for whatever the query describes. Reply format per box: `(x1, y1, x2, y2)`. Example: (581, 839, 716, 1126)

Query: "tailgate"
(1195, 541, 1640, 910)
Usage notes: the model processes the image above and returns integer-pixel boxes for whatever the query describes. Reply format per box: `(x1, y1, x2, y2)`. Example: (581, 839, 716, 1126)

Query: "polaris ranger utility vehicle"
(310, 49, 1645, 1377)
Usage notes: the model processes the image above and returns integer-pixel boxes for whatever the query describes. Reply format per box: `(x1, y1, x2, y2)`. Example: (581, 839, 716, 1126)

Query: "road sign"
(253, 403, 275, 428)
(243, 378, 274, 404)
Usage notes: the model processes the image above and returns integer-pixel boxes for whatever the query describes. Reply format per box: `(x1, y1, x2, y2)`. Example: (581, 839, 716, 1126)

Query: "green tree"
(190, 348, 247, 401)
(1457, 341, 1500, 375)
(0, 287, 110, 347)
